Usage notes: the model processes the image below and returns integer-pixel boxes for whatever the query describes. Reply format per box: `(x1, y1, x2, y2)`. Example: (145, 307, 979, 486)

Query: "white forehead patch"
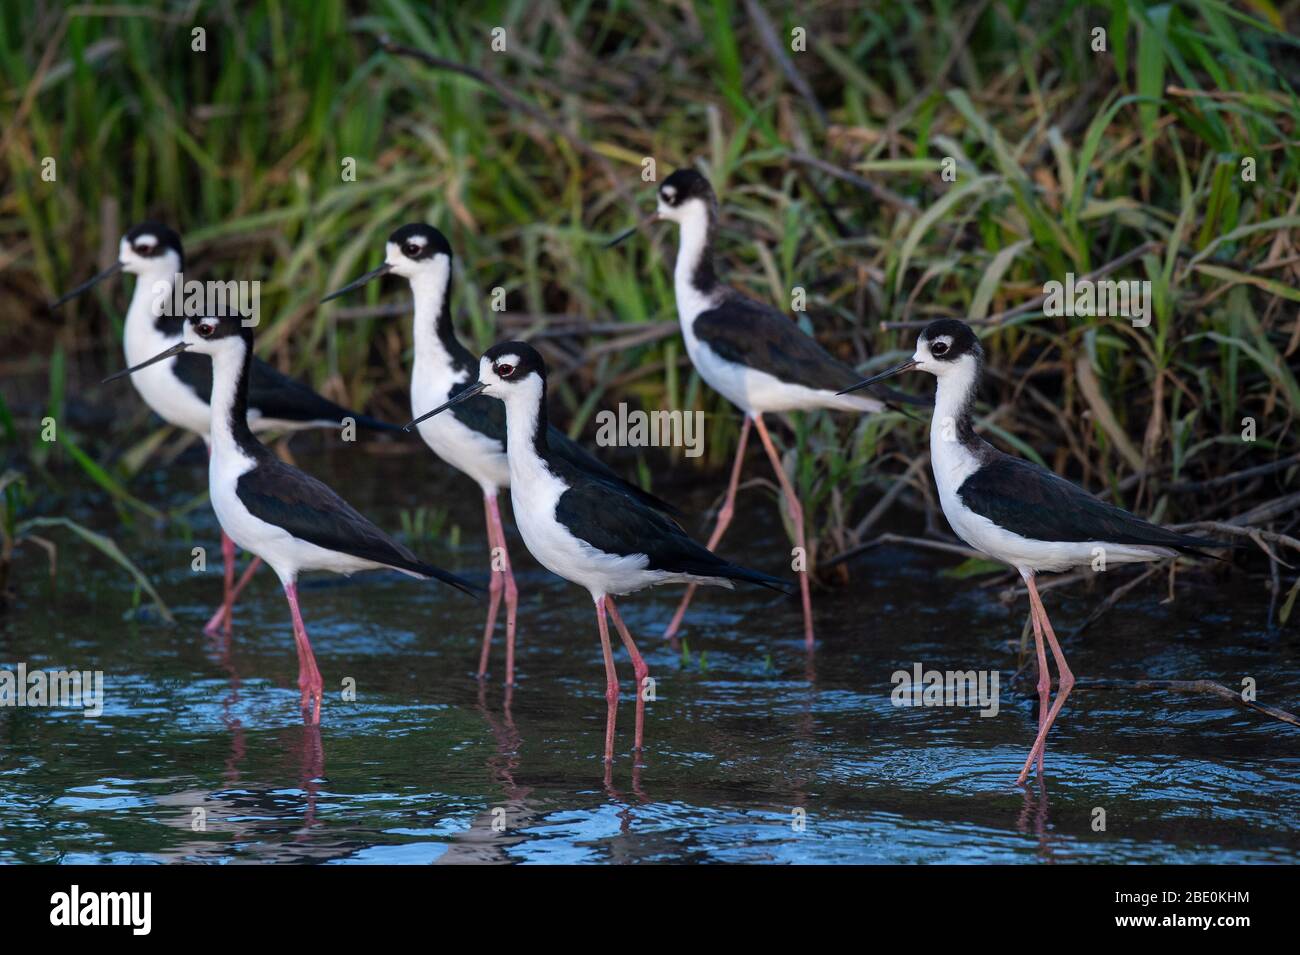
(661, 184, 677, 200)
(133, 234, 158, 249)
(407, 235, 428, 248)
(493, 353, 522, 370)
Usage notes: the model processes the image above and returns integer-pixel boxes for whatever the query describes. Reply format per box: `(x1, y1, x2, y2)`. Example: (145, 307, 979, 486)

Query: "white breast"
(676, 294, 755, 412)
(122, 279, 212, 437)
(501, 384, 670, 598)
(930, 382, 1175, 574)
(410, 360, 510, 493)
(672, 277, 779, 414)
(209, 447, 379, 583)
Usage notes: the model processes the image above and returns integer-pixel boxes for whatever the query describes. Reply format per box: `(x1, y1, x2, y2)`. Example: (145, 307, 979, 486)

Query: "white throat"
(672, 203, 711, 295)
(124, 268, 178, 352)
(930, 356, 980, 436)
(671, 204, 720, 336)
(494, 380, 549, 490)
(409, 260, 454, 373)
(928, 355, 982, 495)
(206, 344, 248, 456)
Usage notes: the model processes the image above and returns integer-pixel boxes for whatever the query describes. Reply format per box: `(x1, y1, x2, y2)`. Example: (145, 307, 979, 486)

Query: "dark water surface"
(3, 445, 1298, 864)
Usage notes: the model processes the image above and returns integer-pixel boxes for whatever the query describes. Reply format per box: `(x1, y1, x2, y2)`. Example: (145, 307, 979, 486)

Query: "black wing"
(549, 429, 684, 518)
(552, 468, 787, 591)
(958, 454, 1222, 555)
(446, 380, 510, 447)
(236, 459, 478, 593)
(171, 352, 401, 432)
(441, 381, 682, 518)
(694, 294, 927, 406)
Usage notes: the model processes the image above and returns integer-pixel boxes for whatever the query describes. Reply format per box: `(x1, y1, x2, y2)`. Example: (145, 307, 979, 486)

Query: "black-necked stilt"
(106, 313, 477, 723)
(322, 224, 681, 686)
(52, 222, 401, 636)
(841, 318, 1225, 784)
(408, 342, 788, 761)
(609, 169, 918, 648)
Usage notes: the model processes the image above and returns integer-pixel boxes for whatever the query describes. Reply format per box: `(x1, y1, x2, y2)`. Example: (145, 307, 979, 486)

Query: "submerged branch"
(1073, 678, 1300, 730)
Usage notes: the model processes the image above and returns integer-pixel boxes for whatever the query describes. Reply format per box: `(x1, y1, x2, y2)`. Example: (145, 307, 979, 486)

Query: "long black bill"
(405, 381, 487, 431)
(320, 263, 392, 303)
(604, 212, 659, 249)
(838, 358, 918, 396)
(50, 262, 124, 309)
(103, 342, 189, 384)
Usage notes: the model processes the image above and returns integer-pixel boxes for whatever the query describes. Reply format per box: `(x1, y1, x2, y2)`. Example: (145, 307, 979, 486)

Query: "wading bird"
(408, 342, 787, 762)
(107, 314, 477, 723)
(322, 224, 680, 685)
(840, 318, 1223, 784)
(609, 169, 918, 647)
(53, 223, 400, 636)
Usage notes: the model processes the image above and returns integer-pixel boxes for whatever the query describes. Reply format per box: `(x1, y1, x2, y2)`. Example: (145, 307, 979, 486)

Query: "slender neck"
(931, 356, 982, 449)
(127, 268, 183, 337)
(502, 380, 551, 472)
(207, 340, 259, 456)
(410, 260, 475, 377)
(673, 202, 719, 294)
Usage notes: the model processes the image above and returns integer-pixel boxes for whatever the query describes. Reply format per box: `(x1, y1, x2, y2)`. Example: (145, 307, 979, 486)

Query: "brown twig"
(824, 531, 982, 569)
(1069, 566, 1160, 637)
(742, 0, 828, 126)
(1165, 453, 1300, 493)
(880, 0, 992, 152)
(786, 152, 917, 213)
(880, 240, 1161, 331)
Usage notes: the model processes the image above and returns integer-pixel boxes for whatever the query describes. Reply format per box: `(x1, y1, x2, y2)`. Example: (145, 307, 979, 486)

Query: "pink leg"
(1016, 576, 1076, 785)
(204, 553, 262, 635)
(664, 415, 752, 640)
(607, 597, 649, 754)
(595, 595, 619, 763)
(485, 494, 520, 685)
(283, 581, 324, 725)
(204, 442, 236, 637)
(1027, 599, 1048, 778)
(477, 495, 504, 679)
(753, 414, 814, 648)
(209, 532, 236, 636)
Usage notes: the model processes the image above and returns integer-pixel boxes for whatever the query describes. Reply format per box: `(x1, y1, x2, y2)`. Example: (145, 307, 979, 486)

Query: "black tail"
(1168, 535, 1235, 562)
(717, 562, 795, 595)
(407, 560, 484, 597)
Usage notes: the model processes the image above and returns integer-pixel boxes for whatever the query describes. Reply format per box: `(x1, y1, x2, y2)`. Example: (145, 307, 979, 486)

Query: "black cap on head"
(483, 340, 546, 382)
(920, 319, 981, 362)
(659, 168, 715, 208)
(189, 312, 253, 345)
(124, 221, 184, 266)
(388, 223, 452, 261)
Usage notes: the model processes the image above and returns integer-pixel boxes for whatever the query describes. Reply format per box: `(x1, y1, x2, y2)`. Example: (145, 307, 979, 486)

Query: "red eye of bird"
(496, 363, 515, 378)
(197, 322, 215, 338)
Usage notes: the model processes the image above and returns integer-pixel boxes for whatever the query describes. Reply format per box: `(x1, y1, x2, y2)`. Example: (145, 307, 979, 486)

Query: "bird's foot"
(203, 604, 230, 636)
(298, 671, 323, 725)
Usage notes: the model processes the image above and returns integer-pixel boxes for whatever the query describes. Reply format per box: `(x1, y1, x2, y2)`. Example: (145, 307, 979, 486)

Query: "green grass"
(2, 0, 1298, 578)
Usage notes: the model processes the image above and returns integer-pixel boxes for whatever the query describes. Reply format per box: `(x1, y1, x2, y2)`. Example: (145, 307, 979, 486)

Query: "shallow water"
(3, 444, 1298, 864)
